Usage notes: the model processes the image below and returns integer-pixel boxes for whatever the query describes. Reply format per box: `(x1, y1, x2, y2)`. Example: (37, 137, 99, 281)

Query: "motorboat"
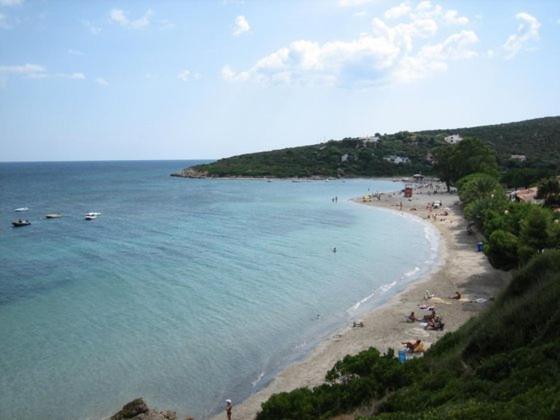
(14, 207, 29, 212)
(85, 214, 97, 221)
(85, 212, 101, 217)
(45, 213, 63, 219)
(12, 219, 31, 227)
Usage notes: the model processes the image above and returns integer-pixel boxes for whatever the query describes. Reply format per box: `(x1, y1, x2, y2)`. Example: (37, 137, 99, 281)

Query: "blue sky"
(0, 0, 559, 161)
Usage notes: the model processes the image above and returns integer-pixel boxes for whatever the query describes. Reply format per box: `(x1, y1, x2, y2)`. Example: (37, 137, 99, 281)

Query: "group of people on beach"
(402, 290, 463, 354)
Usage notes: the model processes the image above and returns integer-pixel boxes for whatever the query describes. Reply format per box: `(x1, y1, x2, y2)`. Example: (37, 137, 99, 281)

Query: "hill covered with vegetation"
(174, 116, 560, 179)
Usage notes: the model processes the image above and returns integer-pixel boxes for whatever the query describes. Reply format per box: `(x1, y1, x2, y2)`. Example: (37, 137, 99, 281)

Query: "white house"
(510, 154, 527, 162)
(384, 155, 410, 164)
(360, 135, 380, 145)
(444, 134, 463, 144)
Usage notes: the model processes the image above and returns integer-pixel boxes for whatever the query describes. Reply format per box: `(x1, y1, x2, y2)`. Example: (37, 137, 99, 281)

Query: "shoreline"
(170, 170, 423, 183)
(217, 186, 510, 420)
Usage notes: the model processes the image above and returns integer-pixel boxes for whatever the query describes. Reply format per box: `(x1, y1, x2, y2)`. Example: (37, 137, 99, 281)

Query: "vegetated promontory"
(173, 116, 560, 180)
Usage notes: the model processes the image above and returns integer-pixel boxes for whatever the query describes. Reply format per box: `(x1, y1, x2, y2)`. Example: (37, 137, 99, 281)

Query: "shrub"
(485, 230, 520, 270)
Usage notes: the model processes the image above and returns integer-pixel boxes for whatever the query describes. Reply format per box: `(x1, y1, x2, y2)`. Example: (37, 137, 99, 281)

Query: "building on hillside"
(340, 153, 349, 163)
(360, 135, 380, 145)
(510, 154, 527, 162)
(444, 134, 463, 144)
(384, 155, 410, 164)
(514, 187, 541, 204)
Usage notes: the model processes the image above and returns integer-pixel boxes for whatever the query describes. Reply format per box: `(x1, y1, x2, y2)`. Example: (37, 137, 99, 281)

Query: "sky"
(0, 0, 559, 162)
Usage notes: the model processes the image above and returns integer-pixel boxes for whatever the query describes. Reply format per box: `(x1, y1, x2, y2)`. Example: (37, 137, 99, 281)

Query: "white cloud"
(443, 10, 469, 25)
(68, 49, 85, 56)
(109, 9, 152, 29)
(0, 0, 24, 6)
(222, 1, 477, 87)
(233, 15, 250, 36)
(384, 3, 411, 20)
(0, 64, 46, 77)
(65, 72, 85, 80)
(394, 30, 478, 82)
(177, 68, 200, 82)
(503, 12, 540, 59)
(0, 65, 86, 82)
(159, 19, 175, 30)
(221, 65, 249, 82)
(84, 20, 101, 35)
(95, 77, 109, 86)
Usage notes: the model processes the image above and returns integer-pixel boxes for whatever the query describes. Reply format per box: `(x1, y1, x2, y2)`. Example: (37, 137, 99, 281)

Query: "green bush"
(485, 230, 519, 270)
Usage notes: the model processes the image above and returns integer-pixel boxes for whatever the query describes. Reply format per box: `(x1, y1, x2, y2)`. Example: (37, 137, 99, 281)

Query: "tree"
(433, 138, 499, 190)
(537, 177, 560, 206)
(433, 146, 456, 191)
(452, 138, 499, 180)
(457, 173, 505, 206)
(519, 207, 553, 262)
(485, 230, 520, 270)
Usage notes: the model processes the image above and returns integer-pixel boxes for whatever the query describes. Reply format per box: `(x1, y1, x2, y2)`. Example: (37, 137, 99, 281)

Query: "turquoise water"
(0, 161, 439, 419)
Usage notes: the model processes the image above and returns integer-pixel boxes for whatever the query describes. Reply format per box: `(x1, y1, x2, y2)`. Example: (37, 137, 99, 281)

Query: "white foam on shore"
(347, 280, 397, 312)
(346, 203, 442, 316)
(404, 267, 421, 277)
(251, 371, 265, 388)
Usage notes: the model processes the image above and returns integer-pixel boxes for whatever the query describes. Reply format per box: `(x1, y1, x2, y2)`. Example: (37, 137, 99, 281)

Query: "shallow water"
(0, 161, 439, 419)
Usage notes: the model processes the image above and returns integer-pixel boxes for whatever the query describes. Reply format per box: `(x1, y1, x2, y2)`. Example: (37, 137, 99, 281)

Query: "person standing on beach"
(226, 399, 232, 420)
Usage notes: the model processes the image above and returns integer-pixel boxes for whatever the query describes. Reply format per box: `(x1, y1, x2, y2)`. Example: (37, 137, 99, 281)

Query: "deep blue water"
(0, 161, 439, 419)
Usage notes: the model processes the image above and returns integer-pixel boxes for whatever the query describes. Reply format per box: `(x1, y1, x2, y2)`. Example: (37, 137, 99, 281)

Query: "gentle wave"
(251, 371, 265, 388)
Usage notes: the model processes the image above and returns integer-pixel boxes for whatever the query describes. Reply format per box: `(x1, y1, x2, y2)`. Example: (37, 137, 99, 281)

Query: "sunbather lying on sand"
(450, 291, 461, 300)
(402, 339, 426, 353)
(425, 316, 445, 331)
(423, 309, 436, 322)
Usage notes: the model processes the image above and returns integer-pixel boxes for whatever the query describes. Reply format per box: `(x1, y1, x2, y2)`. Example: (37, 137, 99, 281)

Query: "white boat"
(14, 207, 29, 212)
(45, 213, 63, 219)
(85, 214, 97, 221)
(85, 212, 101, 217)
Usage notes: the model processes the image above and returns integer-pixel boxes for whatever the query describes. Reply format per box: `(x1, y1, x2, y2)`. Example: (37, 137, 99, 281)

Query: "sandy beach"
(218, 182, 511, 420)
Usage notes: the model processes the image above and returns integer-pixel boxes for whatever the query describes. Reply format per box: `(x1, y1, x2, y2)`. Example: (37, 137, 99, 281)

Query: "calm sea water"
(0, 161, 439, 419)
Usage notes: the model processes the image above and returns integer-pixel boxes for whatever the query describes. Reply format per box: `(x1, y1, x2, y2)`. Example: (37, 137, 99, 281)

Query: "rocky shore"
(170, 168, 209, 178)
(110, 398, 190, 420)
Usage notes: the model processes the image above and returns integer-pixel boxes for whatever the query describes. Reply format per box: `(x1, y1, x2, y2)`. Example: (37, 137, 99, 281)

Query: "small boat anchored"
(12, 219, 31, 227)
(45, 213, 63, 219)
(14, 207, 29, 212)
(85, 212, 101, 221)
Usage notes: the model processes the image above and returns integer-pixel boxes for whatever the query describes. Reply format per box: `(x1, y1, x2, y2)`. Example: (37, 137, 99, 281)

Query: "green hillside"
(418, 116, 560, 168)
(174, 116, 560, 178)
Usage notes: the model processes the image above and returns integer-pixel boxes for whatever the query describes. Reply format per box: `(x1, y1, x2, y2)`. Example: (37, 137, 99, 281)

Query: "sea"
(0, 160, 440, 419)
